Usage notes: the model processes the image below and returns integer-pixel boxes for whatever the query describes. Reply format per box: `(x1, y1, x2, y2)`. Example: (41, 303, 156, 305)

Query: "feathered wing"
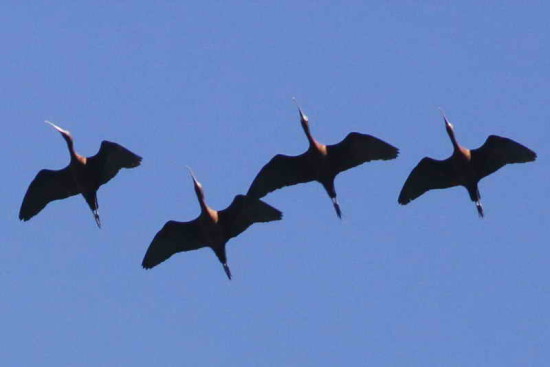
(327, 132, 399, 174)
(87, 141, 142, 187)
(19, 167, 79, 221)
(142, 220, 203, 269)
(246, 153, 314, 199)
(471, 135, 536, 180)
(398, 157, 458, 205)
(219, 195, 282, 240)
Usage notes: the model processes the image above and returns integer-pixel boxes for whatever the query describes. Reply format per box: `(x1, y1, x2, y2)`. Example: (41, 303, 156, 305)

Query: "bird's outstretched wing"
(398, 157, 457, 205)
(327, 132, 399, 174)
(246, 153, 314, 199)
(19, 167, 79, 221)
(219, 195, 282, 240)
(87, 141, 142, 187)
(142, 220, 203, 269)
(471, 135, 536, 180)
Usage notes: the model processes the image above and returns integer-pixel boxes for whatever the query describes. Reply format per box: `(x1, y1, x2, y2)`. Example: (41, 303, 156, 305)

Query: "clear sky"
(2, 2, 549, 366)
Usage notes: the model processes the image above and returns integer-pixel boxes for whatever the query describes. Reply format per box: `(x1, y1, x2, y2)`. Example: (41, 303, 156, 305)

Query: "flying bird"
(141, 168, 282, 280)
(247, 99, 399, 218)
(19, 121, 142, 227)
(398, 109, 536, 217)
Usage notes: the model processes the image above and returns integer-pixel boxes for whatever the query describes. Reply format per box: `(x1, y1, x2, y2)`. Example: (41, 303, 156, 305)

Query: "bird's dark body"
(197, 208, 228, 263)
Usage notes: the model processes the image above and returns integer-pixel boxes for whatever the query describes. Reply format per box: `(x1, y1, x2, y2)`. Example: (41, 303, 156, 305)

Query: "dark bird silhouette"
(247, 99, 399, 218)
(142, 168, 282, 280)
(398, 109, 536, 217)
(19, 121, 142, 227)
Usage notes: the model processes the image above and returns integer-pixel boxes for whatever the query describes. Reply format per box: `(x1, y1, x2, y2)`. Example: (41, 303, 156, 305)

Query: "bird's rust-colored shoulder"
(74, 154, 87, 165)
(315, 142, 328, 156)
(206, 207, 219, 224)
(459, 146, 471, 160)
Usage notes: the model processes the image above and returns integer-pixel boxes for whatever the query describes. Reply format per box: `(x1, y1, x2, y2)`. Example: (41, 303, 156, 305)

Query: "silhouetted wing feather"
(471, 135, 536, 180)
(219, 195, 282, 240)
(19, 167, 79, 221)
(142, 220, 203, 269)
(328, 132, 399, 174)
(398, 157, 457, 205)
(247, 153, 313, 199)
(87, 141, 142, 186)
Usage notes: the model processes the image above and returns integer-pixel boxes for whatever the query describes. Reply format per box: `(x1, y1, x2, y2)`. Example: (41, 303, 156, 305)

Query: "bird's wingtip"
(130, 155, 143, 168)
(141, 260, 153, 270)
(392, 147, 400, 159)
(18, 211, 30, 221)
(397, 197, 408, 205)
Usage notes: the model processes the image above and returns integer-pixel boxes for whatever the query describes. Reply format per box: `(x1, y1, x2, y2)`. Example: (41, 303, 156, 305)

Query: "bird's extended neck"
(195, 190, 210, 215)
(439, 110, 460, 152)
(301, 121, 317, 148)
(446, 125, 460, 151)
(62, 133, 79, 161)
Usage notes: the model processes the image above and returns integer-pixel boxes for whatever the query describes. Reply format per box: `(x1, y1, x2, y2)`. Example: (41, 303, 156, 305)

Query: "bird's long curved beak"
(45, 120, 70, 136)
(185, 165, 199, 185)
(292, 97, 308, 122)
(437, 108, 451, 126)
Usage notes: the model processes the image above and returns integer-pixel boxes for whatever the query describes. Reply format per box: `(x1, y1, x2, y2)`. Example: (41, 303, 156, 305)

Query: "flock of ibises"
(19, 100, 537, 279)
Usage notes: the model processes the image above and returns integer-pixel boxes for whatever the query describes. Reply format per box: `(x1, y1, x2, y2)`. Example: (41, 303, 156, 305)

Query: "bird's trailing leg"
(93, 209, 101, 228)
(223, 263, 232, 280)
(322, 180, 342, 219)
(475, 201, 484, 218)
(214, 247, 232, 280)
(467, 184, 483, 219)
(474, 185, 484, 218)
(83, 191, 101, 228)
(332, 197, 342, 219)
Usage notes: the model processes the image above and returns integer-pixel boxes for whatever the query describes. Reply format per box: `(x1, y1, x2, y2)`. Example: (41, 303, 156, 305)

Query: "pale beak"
(45, 120, 70, 136)
(185, 165, 198, 184)
(437, 108, 451, 127)
(292, 97, 308, 122)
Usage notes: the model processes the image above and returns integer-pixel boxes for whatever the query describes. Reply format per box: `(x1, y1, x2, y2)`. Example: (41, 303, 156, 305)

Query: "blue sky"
(2, 2, 549, 366)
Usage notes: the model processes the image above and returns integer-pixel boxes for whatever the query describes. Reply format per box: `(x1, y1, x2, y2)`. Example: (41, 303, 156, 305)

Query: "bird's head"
(45, 120, 73, 143)
(186, 166, 205, 202)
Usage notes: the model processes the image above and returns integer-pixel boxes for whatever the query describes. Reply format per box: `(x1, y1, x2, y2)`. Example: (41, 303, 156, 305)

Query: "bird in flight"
(398, 109, 536, 217)
(247, 99, 399, 218)
(19, 121, 142, 227)
(142, 167, 282, 280)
